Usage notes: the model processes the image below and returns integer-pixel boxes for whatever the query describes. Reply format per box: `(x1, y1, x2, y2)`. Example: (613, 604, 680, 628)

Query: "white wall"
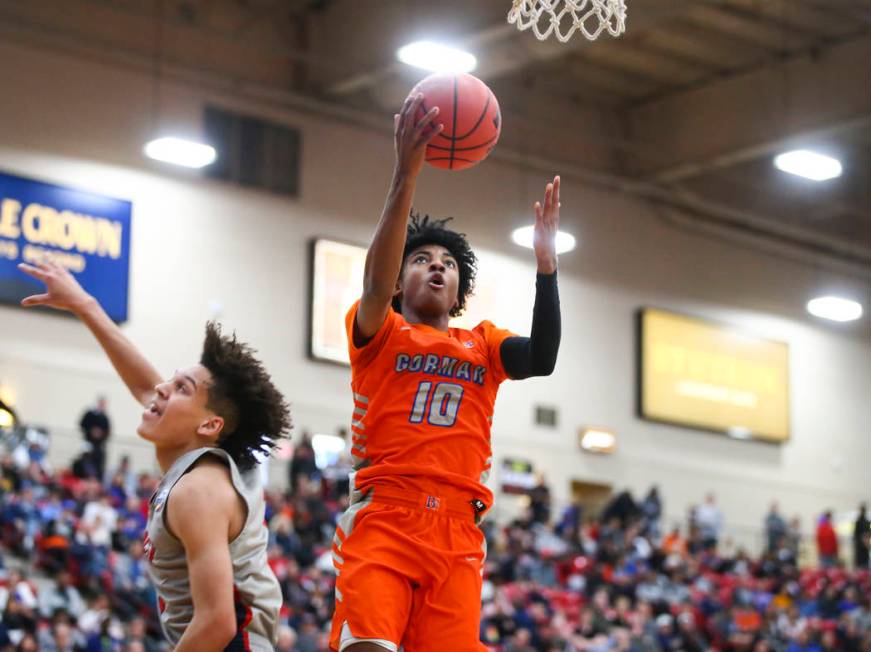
(1, 40, 869, 549)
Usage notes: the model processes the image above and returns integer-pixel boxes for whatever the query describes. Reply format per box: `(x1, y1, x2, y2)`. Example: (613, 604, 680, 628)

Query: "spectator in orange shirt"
(662, 525, 688, 557)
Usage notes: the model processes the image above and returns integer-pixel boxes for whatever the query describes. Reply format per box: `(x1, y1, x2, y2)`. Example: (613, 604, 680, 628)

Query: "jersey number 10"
(409, 381, 464, 427)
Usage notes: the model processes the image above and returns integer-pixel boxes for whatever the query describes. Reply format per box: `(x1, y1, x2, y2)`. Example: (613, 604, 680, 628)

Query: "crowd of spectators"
(1, 444, 162, 652)
(0, 421, 869, 651)
(479, 488, 871, 651)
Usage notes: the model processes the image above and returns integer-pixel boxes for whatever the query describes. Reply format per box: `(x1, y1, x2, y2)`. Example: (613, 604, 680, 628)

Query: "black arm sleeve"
(499, 271, 561, 380)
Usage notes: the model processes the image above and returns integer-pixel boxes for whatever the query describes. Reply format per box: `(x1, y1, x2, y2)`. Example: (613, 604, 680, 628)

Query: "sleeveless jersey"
(344, 300, 515, 508)
(143, 447, 280, 650)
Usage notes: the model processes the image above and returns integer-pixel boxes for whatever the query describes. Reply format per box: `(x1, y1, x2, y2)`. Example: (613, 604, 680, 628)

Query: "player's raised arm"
(355, 93, 444, 341)
(500, 176, 562, 379)
(17, 261, 162, 406)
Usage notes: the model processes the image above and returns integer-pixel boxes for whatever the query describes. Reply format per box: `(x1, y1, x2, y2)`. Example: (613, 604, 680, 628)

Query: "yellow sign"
(639, 308, 790, 442)
(309, 239, 367, 365)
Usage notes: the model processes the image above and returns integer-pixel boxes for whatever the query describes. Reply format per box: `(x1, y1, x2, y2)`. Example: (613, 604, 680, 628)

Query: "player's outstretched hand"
(394, 92, 443, 179)
(17, 260, 95, 314)
(533, 175, 560, 274)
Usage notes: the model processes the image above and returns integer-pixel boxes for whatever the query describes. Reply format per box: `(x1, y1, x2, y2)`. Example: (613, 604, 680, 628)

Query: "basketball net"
(507, 0, 627, 42)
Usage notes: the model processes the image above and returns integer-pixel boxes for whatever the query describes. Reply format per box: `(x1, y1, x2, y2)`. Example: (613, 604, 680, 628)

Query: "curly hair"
(199, 322, 291, 471)
(392, 211, 477, 318)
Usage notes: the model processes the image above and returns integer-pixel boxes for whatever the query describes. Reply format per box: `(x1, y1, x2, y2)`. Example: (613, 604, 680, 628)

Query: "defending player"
(330, 93, 561, 651)
(17, 261, 288, 651)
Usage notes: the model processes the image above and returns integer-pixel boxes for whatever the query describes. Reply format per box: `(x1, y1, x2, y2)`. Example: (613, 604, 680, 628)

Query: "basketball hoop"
(507, 0, 627, 42)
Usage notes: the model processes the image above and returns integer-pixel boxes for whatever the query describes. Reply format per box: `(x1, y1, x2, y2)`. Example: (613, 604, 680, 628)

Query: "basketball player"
(17, 260, 289, 651)
(330, 93, 561, 651)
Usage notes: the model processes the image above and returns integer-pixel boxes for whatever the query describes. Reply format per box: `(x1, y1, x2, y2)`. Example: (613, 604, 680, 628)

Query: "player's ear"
(197, 415, 224, 440)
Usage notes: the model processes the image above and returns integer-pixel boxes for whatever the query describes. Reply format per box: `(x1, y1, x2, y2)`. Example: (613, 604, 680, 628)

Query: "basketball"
(409, 73, 502, 171)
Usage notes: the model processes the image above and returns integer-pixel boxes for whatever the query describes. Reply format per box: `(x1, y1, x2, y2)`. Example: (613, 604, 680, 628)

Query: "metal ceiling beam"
(647, 114, 871, 184)
(514, 66, 635, 106)
(490, 148, 871, 276)
(564, 52, 668, 91)
(722, 1, 830, 41)
(578, 42, 710, 86)
(729, 0, 848, 36)
(632, 27, 870, 109)
(790, 0, 871, 29)
(326, 0, 721, 97)
(685, 4, 793, 48)
(61, 0, 344, 70)
(325, 22, 510, 97)
(627, 38, 721, 76)
(689, 166, 871, 225)
(639, 27, 747, 69)
(627, 31, 871, 176)
(3, 1, 871, 277)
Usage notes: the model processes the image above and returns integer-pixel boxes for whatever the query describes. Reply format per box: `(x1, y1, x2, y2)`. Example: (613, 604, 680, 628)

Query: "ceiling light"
(397, 41, 477, 73)
(0, 408, 14, 429)
(774, 150, 842, 181)
(807, 296, 863, 322)
(144, 137, 217, 169)
(579, 427, 617, 454)
(511, 226, 576, 254)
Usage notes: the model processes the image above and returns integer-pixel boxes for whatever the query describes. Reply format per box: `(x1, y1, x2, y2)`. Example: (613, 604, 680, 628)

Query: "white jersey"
(143, 447, 281, 650)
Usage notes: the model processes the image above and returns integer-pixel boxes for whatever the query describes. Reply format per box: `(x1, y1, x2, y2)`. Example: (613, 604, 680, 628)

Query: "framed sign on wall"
(0, 171, 132, 322)
(308, 238, 366, 365)
(637, 308, 790, 442)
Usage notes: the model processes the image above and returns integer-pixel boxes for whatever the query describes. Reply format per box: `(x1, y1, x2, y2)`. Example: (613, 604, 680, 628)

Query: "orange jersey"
(345, 300, 515, 506)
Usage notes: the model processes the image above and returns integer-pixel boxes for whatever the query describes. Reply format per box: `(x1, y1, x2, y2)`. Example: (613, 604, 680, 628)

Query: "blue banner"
(0, 171, 132, 322)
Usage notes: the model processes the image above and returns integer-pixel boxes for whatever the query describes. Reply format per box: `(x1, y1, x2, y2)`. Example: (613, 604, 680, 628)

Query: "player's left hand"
(17, 260, 95, 314)
(533, 175, 560, 274)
